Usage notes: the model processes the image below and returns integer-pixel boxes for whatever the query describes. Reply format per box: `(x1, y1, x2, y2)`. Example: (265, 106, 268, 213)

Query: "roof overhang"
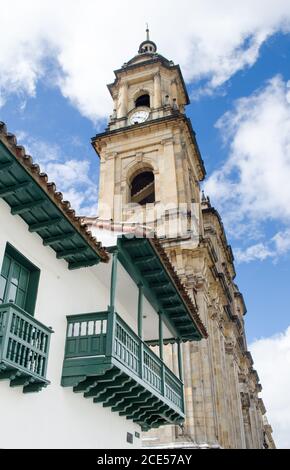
(0, 123, 109, 269)
(116, 236, 207, 343)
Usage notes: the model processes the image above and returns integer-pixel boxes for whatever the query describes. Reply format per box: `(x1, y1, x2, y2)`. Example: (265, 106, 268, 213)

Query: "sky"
(0, 0, 289, 448)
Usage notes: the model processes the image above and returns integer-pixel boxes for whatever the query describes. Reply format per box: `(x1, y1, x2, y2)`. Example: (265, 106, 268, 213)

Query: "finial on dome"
(146, 23, 150, 41)
(138, 25, 157, 54)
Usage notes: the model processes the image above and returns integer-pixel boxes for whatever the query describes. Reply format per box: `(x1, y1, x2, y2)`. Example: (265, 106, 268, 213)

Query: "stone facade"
(90, 33, 275, 449)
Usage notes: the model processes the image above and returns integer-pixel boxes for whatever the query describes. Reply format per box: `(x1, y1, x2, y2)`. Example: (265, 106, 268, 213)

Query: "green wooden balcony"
(0, 303, 52, 392)
(61, 310, 185, 431)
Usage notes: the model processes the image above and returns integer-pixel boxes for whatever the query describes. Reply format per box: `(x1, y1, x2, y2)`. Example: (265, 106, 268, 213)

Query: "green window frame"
(0, 243, 40, 316)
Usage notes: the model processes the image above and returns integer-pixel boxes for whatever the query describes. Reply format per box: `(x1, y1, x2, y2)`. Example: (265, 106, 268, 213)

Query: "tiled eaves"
(0, 122, 109, 263)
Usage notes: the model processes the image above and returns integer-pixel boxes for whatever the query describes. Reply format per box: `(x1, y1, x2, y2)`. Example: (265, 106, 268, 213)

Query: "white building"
(0, 122, 206, 449)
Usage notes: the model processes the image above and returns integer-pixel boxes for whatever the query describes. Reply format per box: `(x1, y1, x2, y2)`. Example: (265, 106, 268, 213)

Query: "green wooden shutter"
(0, 253, 30, 309)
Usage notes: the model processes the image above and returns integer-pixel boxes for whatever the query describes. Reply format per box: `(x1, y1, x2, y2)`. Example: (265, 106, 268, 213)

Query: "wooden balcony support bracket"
(61, 310, 185, 430)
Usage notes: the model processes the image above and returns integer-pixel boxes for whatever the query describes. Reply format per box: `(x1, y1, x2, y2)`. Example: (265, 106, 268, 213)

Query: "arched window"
(130, 170, 155, 205)
(135, 94, 150, 108)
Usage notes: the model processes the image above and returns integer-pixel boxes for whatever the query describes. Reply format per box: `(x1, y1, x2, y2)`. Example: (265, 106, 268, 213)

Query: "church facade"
(87, 31, 275, 449)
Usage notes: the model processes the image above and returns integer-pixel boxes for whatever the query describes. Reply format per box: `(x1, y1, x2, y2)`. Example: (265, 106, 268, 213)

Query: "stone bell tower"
(91, 30, 275, 449)
(92, 27, 205, 239)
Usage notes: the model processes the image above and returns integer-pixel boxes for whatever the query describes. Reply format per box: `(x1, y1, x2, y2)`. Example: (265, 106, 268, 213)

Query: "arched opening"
(130, 170, 155, 205)
(135, 94, 150, 108)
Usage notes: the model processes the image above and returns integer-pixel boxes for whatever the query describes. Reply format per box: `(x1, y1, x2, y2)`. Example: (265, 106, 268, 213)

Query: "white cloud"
(204, 75, 290, 262)
(1, 1, 290, 121)
(16, 132, 98, 215)
(235, 243, 274, 263)
(273, 229, 290, 255)
(234, 230, 290, 262)
(250, 327, 290, 449)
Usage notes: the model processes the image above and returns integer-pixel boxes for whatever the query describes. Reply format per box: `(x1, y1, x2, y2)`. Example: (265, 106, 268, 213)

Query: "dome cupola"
(138, 25, 157, 54)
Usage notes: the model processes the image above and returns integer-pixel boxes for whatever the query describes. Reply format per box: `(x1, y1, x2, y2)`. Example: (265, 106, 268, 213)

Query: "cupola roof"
(138, 25, 157, 54)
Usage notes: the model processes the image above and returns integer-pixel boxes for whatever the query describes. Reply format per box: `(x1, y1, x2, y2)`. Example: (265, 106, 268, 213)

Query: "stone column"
(232, 361, 247, 448)
(176, 341, 193, 442)
(171, 79, 178, 106)
(159, 138, 178, 206)
(192, 278, 219, 446)
(241, 392, 253, 448)
(207, 308, 229, 448)
(153, 73, 162, 108)
(249, 398, 260, 448)
(224, 340, 238, 447)
(117, 82, 128, 118)
(98, 154, 115, 220)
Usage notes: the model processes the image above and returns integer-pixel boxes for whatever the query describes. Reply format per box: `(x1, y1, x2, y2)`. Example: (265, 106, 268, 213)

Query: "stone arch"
(126, 161, 157, 205)
(133, 88, 151, 108)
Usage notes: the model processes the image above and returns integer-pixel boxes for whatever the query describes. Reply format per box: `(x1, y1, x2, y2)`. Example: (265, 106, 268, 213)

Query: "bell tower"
(89, 30, 275, 450)
(92, 29, 206, 238)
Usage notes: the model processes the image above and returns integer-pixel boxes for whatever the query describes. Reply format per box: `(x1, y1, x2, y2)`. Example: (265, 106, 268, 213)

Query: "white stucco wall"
(0, 198, 142, 449)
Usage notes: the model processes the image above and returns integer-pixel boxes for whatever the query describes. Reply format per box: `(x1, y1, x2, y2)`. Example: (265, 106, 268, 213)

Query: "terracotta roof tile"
(0, 122, 109, 263)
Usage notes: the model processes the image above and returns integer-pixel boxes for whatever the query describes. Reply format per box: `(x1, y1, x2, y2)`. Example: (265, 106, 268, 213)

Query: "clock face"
(129, 109, 149, 125)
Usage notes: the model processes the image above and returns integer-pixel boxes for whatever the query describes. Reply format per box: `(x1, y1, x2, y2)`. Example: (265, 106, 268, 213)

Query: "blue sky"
(1, 0, 290, 447)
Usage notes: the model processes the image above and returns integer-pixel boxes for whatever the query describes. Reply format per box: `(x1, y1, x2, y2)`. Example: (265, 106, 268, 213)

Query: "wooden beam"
(159, 312, 164, 361)
(11, 199, 44, 215)
(0, 181, 31, 197)
(124, 397, 160, 418)
(134, 255, 155, 265)
(29, 217, 62, 232)
(119, 393, 154, 416)
(149, 281, 170, 289)
(135, 403, 168, 423)
(43, 232, 75, 246)
(109, 386, 144, 411)
(101, 381, 138, 407)
(159, 293, 178, 302)
(23, 383, 45, 393)
(73, 377, 98, 393)
(138, 283, 143, 339)
(177, 339, 184, 382)
(170, 312, 186, 320)
(138, 283, 144, 379)
(110, 249, 118, 310)
(143, 269, 163, 278)
(174, 318, 191, 325)
(162, 303, 182, 310)
(121, 238, 147, 248)
(10, 376, 31, 387)
(68, 258, 99, 270)
(84, 374, 130, 398)
(112, 391, 148, 413)
(56, 246, 87, 259)
(0, 161, 13, 172)
(159, 311, 165, 396)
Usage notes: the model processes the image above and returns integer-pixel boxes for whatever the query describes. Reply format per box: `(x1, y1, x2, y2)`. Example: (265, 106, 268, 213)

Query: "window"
(135, 94, 150, 108)
(0, 244, 40, 315)
(131, 171, 155, 205)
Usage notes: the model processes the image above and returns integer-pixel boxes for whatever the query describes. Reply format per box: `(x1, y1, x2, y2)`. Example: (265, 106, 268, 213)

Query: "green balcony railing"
(62, 310, 185, 429)
(0, 303, 52, 392)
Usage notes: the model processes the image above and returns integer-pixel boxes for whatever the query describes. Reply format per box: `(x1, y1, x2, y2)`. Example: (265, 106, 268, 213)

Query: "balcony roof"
(85, 219, 208, 341)
(0, 122, 109, 269)
(117, 236, 207, 342)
